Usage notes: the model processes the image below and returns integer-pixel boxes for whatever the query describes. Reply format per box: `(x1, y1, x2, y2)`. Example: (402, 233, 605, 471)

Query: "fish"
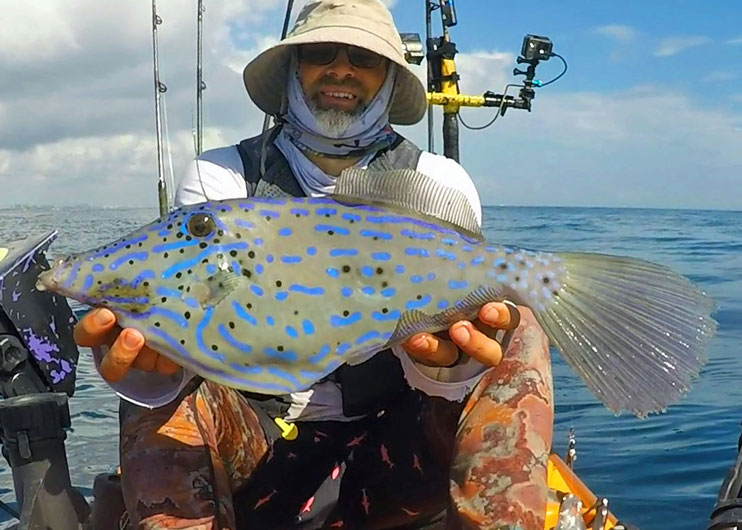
(37, 169, 716, 416)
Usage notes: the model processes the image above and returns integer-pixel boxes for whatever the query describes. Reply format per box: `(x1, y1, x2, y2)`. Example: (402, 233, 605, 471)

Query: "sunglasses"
(297, 43, 385, 69)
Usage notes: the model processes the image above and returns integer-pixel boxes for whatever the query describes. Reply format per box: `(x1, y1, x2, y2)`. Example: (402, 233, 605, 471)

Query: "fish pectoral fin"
(193, 270, 245, 308)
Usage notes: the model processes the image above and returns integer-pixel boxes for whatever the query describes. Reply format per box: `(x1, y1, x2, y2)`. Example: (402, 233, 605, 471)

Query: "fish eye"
(187, 214, 216, 238)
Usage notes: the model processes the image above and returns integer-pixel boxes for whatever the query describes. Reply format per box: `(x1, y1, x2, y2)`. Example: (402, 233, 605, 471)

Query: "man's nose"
(325, 49, 355, 78)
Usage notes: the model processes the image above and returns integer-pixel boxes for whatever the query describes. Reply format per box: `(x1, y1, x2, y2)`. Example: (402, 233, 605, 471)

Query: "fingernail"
(450, 324, 470, 344)
(94, 309, 114, 326)
(123, 331, 141, 349)
(482, 305, 499, 324)
(410, 335, 429, 351)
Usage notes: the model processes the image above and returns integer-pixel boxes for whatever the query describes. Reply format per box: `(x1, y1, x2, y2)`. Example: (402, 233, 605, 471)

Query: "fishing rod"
(415, 0, 566, 163)
(195, 0, 206, 156)
(261, 0, 295, 134)
(151, 0, 169, 217)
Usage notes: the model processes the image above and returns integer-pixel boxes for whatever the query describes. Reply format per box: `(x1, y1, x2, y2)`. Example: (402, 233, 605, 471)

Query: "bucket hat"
(243, 0, 427, 125)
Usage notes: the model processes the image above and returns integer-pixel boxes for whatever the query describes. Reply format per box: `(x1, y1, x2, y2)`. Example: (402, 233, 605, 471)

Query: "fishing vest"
(235, 127, 423, 421)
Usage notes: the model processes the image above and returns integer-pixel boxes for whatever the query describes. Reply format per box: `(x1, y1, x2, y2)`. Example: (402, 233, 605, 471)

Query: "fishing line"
(458, 83, 522, 131)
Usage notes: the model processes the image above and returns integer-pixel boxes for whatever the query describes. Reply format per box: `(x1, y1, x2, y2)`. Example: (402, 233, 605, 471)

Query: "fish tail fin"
(533, 252, 716, 417)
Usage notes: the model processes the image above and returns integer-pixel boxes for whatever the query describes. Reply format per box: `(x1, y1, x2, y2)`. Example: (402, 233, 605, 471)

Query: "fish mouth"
(36, 257, 73, 295)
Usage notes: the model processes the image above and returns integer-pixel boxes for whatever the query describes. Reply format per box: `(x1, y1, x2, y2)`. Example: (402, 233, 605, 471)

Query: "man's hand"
(402, 302, 520, 368)
(73, 308, 180, 382)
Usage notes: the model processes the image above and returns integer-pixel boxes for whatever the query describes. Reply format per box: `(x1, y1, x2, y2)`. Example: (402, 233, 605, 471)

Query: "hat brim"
(243, 27, 427, 126)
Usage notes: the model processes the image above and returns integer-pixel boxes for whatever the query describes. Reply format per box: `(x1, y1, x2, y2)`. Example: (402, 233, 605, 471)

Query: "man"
(75, 1, 551, 528)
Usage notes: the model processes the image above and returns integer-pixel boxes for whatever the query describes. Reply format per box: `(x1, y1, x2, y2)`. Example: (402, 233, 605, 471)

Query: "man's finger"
(155, 354, 181, 376)
(478, 302, 521, 331)
(98, 329, 145, 382)
(73, 308, 117, 347)
(131, 348, 158, 372)
(402, 333, 459, 367)
(449, 321, 504, 367)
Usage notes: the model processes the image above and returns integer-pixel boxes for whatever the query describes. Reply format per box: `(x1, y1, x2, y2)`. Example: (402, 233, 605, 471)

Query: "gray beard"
(307, 99, 367, 138)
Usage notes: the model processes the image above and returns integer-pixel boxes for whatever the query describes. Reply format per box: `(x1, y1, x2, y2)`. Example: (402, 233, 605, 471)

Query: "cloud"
(594, 25, 637, 42)
(700, 71, 737, 83)
(727, 36, 742, 45)
(653, 36, 710, 57)
(0, 2, 740, 212)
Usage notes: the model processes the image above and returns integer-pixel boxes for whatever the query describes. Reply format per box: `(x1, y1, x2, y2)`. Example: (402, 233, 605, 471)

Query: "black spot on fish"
(328, 230, 335, 236)
(416, 295, 422, 300)
(246, 303, 253, 309)
(265, 216, 272, 221)
(199, 242, 208, 249)
(125, 244, 131, 249)
(163, 253, 169, 259)
(201, 259, 209, 264)
(214, 239, 221, 244)
(382, 281, 388, 288)
(180, 339, 186, 345)
(177, 233, 183, 239)
(293, 310, 299, 316)
(277, 345, 284, 352)
(211, 345, 219, 351)
(178, 286, 184, 291)
(218, 230, 224, 236)
(175, 272, 182, 279)
(179, 249, 185, 254)
(186, 235, 192, 242)
(187, 269, 192, 274)
(276, 280, 282, 287)
(553, 291, 560, 297)
(230, 250, 238, 257)
(161, 297, 167, 303)
(229, 322, 235, 329)
(248, 251, 255, 259)
(242, 270, 252, 278)
(543, 277, 551, 284)
(382, 308, 388, 314)
(373, 236, 379, 241)
(343, 310, 350, 317)
(154, 322, 161, 327)
(143, 281, 150, 287)
(342, 265, 351, 273)
(376, 267, 383, 275)
(217, 253, 224, 260)
(236, 233, 242, 239)
(184, 311, 191, 320)
(128, 260, 134, 265)
(515, 276, 521, 282)
(167, 224, 173, 229)
(499, 263, 508, 270)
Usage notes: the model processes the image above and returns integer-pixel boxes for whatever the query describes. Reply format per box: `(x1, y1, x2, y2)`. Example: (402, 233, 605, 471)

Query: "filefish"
(37, 169, 716, 416)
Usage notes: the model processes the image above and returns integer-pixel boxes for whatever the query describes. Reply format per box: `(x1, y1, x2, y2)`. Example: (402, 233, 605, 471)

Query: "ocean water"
(0, 205, 740, 530)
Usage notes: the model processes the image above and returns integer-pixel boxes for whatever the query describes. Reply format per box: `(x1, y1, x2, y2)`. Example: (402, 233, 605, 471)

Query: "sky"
(0, 0, 740, 210)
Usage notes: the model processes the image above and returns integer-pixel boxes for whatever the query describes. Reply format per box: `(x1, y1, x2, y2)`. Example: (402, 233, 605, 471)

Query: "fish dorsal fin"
(333, 168, 482, 236)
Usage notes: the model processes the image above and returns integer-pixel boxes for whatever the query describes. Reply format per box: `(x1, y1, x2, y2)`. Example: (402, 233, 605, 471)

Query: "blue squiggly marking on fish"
(150, 307, 189, 328)
(330, 312, 362, 327)
(372, 309, 401, 321)
(371, 252, 391, 261)
(316, 225, 350, 236)
(448, 280, 469, 290)
(218, 325, 253, 353)
(233, 302, 257, 326)
(360, 229, 392, 240)
(263, 347, 298, 362)
(289, 285, 325, 296)
(280, 256, 302, 264)
(356, 330, 382, 345)
(110, 252, 149, 270)
(406, 295, 432, 310)
(330, 249, 358, 257)
(161, 243, 248, 279)
(278, 228, 292, 237)
(302, 320, 315, 335)
(405, 248, 429, 258)
(308, 344, 331, 364)
(195, 308, 224, 362)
